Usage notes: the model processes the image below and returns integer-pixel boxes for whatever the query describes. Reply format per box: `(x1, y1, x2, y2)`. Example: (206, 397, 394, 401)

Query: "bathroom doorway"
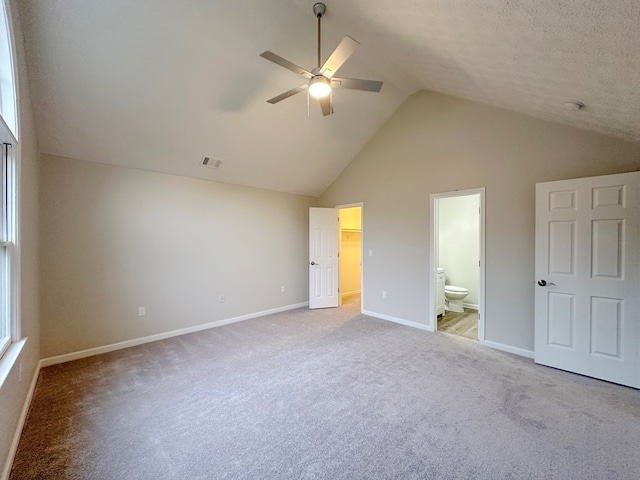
(429, 188, 485, 341)
(337, 204, 363, 312)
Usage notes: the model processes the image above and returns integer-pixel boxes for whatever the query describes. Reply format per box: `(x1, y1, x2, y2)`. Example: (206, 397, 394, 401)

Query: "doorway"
(338, 204, 363, 312)
(429, 188, 485, 341)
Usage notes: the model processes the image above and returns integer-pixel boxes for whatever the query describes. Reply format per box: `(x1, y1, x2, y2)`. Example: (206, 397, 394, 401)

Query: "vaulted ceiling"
(20, 1, 640, 197)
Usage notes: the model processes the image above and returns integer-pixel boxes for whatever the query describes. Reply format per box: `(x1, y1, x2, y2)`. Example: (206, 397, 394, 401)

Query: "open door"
(534, 172, 639, 388)
(309, 207, 339, 309)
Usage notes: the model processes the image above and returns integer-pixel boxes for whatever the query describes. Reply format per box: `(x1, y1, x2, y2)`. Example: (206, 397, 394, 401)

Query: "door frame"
(336, 202, 364, 312)
(428, 188, 486, 341)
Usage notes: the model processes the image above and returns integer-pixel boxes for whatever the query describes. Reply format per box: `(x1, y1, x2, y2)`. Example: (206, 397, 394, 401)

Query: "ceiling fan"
(260, 2, 383, 116)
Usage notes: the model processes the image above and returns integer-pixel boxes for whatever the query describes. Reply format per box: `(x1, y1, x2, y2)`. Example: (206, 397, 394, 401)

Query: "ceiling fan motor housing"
(313, 3, 326, 18)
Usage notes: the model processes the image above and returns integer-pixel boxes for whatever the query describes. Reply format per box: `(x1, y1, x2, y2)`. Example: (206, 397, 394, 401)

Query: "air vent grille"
(201, 156, 223, 169)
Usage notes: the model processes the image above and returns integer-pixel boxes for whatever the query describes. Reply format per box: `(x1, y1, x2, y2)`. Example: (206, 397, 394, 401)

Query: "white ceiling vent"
(200, 156, 223, 169)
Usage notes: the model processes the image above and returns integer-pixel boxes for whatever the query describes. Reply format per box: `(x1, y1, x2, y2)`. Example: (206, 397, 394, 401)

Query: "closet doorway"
(338, 204, 363, 311)
(429, 188, 485, 341)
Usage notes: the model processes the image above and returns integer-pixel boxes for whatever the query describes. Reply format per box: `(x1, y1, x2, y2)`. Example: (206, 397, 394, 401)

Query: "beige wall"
(339, 206, 361, 296)
(340, 207, 362, 230)
(340, 232, 361, 295)
(39, 155, 317, 358)
(320, 90, 640, 353)
(0, 0, 40, 473)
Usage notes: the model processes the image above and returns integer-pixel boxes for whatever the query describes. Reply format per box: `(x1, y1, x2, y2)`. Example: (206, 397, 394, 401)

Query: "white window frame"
(0, 147, 9, 357)
(0, 0, 19, 361)
(0, 140, 17, 359)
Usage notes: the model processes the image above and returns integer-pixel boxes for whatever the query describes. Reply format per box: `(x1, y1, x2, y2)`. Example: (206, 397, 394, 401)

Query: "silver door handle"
(537, 279, 555, 287)
(310, 261, 319, 266)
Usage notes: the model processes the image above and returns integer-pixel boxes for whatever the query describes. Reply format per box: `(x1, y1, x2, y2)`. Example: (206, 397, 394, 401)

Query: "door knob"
(310, 261, 319, 266)
(537, 279, 555, 286)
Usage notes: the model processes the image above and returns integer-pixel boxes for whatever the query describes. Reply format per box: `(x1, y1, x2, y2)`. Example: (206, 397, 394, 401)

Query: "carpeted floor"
(10, 303, 640, 479)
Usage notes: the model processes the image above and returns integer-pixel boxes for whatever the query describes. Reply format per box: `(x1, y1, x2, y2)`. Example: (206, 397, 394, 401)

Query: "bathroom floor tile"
(437, 309, 478, 340)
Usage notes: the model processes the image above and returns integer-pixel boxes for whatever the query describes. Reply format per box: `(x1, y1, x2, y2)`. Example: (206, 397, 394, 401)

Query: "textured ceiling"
(19, 1, 640, 197)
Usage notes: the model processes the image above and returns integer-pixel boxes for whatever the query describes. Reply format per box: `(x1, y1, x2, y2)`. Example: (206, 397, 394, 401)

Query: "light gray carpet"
(10, 304, 640, 479)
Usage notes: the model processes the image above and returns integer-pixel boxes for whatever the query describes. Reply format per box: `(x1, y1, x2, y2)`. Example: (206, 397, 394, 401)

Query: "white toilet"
(444, 285, 469, 313)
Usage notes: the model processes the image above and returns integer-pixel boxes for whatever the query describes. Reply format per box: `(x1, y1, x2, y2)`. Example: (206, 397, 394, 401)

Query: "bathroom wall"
(438, 194, 480, 307)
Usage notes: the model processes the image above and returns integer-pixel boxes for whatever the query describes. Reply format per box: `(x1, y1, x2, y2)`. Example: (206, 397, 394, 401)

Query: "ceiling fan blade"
(266, 84, 308, 104)
(319, 95, 333, 116)
(320, 36, 359, 78)
(331, 77, 383, 93)
(260, 51, 313, 79)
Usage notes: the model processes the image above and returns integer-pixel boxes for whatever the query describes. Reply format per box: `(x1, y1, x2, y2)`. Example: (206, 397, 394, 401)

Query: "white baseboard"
(40, 302, 309, 368)
(463, 302, 479, 310)
(484, 340, 534, 359)
(362, 309, 432, 332)
(1, 358, 41, 480)
(360, 310, 533, 359)
(341, 289, 361, 298)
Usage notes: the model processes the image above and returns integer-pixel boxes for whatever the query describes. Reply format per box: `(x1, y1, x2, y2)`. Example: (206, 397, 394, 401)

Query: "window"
(0, 139, 14, 359)
(0, 0, 16, 137)
(0, 0, 17, 360)
(0, 142, 12, 358)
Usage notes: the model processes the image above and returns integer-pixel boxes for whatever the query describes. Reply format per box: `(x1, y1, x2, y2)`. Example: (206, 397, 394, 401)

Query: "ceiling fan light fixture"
(308, 75, 331, 98)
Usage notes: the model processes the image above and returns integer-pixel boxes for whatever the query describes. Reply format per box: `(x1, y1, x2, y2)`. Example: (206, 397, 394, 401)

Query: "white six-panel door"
(309, 208, 339, 309)
(534, 172, 639, 388)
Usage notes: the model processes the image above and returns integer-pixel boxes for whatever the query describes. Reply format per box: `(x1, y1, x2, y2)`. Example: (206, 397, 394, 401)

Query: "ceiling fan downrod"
(313, 3, 326, 68)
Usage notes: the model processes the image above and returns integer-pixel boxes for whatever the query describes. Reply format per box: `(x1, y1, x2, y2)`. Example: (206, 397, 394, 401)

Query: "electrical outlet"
(220, 295, 226, 303)
(281, 285, 286, 293)
(138, 307, 146, 316)
(382, 291, 387, 299)
(368, 249, 373, 257)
